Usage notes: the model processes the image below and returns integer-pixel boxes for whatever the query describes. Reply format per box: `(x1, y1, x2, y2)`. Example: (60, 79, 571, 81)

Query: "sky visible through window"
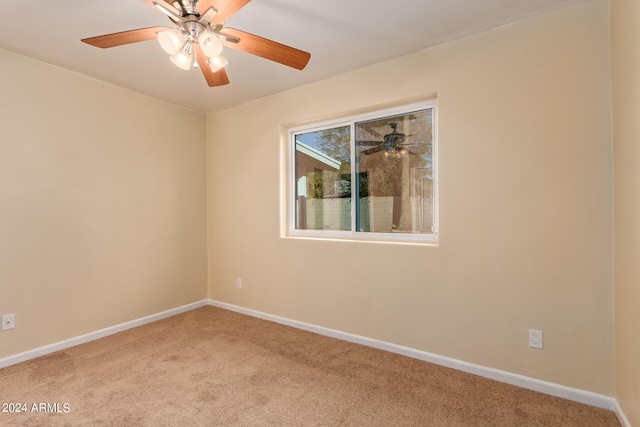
(296, 132, 322, 150)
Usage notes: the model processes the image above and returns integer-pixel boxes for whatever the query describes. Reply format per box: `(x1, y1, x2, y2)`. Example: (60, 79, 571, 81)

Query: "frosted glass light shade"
(208, 55, 228, 72)
(170, 51, 192, 70)
(158, 29, 184, 55)
(199, 33, 223, 58)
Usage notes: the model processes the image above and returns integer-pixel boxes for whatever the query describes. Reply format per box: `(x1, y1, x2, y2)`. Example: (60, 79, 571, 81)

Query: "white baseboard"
(0, 298, 624, 418)
(614, 399, 632, 427)
(0, 300, 208, 370)
(208, 299, 617, 412)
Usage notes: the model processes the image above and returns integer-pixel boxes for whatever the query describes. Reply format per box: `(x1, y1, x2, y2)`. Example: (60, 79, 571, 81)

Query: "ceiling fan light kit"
(199, 33, 223, 57)
(157, 28, 183, 55)
(81, 0, 311, 87)
(154, 3, 227, 72)
(208, 54, 228, 72)
(170, 44, 193, 70)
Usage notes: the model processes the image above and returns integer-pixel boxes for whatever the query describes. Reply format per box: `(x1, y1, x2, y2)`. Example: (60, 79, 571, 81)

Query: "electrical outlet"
(529, 329, 543, 349)
(2, 314, 15, 331)
(236, 278, 242, 289)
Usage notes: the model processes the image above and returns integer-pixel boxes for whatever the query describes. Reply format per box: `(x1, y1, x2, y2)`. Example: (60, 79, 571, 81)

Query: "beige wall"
(207, 0, 614, 395)
(0, 0, 624, 407)
(0, 49, 208, 358)
(612, 0, 640, 423)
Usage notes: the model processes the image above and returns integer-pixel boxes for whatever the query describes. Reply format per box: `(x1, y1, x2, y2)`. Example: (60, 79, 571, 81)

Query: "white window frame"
(286, 100, 438, 244)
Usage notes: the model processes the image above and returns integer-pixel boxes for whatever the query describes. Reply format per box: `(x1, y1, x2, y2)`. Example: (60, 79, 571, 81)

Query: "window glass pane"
(294, 126, 351, 231)
(355, 109, 434, 234)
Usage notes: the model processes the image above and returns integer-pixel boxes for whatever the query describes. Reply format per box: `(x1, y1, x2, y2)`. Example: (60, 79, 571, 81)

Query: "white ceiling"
(0, 0, 590, 114)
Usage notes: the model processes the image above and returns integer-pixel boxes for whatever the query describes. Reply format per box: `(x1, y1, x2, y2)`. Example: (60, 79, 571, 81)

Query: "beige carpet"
(0, 306, 620, 426)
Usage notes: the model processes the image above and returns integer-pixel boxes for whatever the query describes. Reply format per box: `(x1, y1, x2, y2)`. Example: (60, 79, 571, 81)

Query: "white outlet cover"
(2, 314, 15, 331)
(529, 329, 543, 349)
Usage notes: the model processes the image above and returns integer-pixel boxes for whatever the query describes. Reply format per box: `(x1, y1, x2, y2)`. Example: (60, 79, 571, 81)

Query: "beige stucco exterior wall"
(612, 0, 640, 423)
(0, 49, 208, 358)
(207, 0, 614, 395)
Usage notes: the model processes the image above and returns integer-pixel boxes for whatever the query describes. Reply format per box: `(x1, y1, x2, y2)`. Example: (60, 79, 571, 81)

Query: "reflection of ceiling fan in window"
(81, 0, 311, 87)
(357, 123, 419, 158)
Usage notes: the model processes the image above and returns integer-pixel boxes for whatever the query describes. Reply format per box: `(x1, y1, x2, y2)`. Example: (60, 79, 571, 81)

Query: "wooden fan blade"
(196, 0, 213, 15)
(220, 28, 310, 70)
(81, 27, 169, 48)
(198, 0, 251, 23)
(356, 140, 383, 147)
(195, 44, 230, 87)
(361, 147, 383, 156)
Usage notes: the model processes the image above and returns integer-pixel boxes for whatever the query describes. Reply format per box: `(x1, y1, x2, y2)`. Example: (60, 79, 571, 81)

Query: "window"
(289, 100, 437, 243)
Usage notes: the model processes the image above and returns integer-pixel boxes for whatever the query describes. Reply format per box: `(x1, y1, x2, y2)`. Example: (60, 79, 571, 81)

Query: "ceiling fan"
(81, 0, 311, 87)
(357, 123, 419, 158)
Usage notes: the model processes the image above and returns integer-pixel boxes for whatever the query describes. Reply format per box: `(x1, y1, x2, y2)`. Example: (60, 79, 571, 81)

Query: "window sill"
(284, 231, 439, 246)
